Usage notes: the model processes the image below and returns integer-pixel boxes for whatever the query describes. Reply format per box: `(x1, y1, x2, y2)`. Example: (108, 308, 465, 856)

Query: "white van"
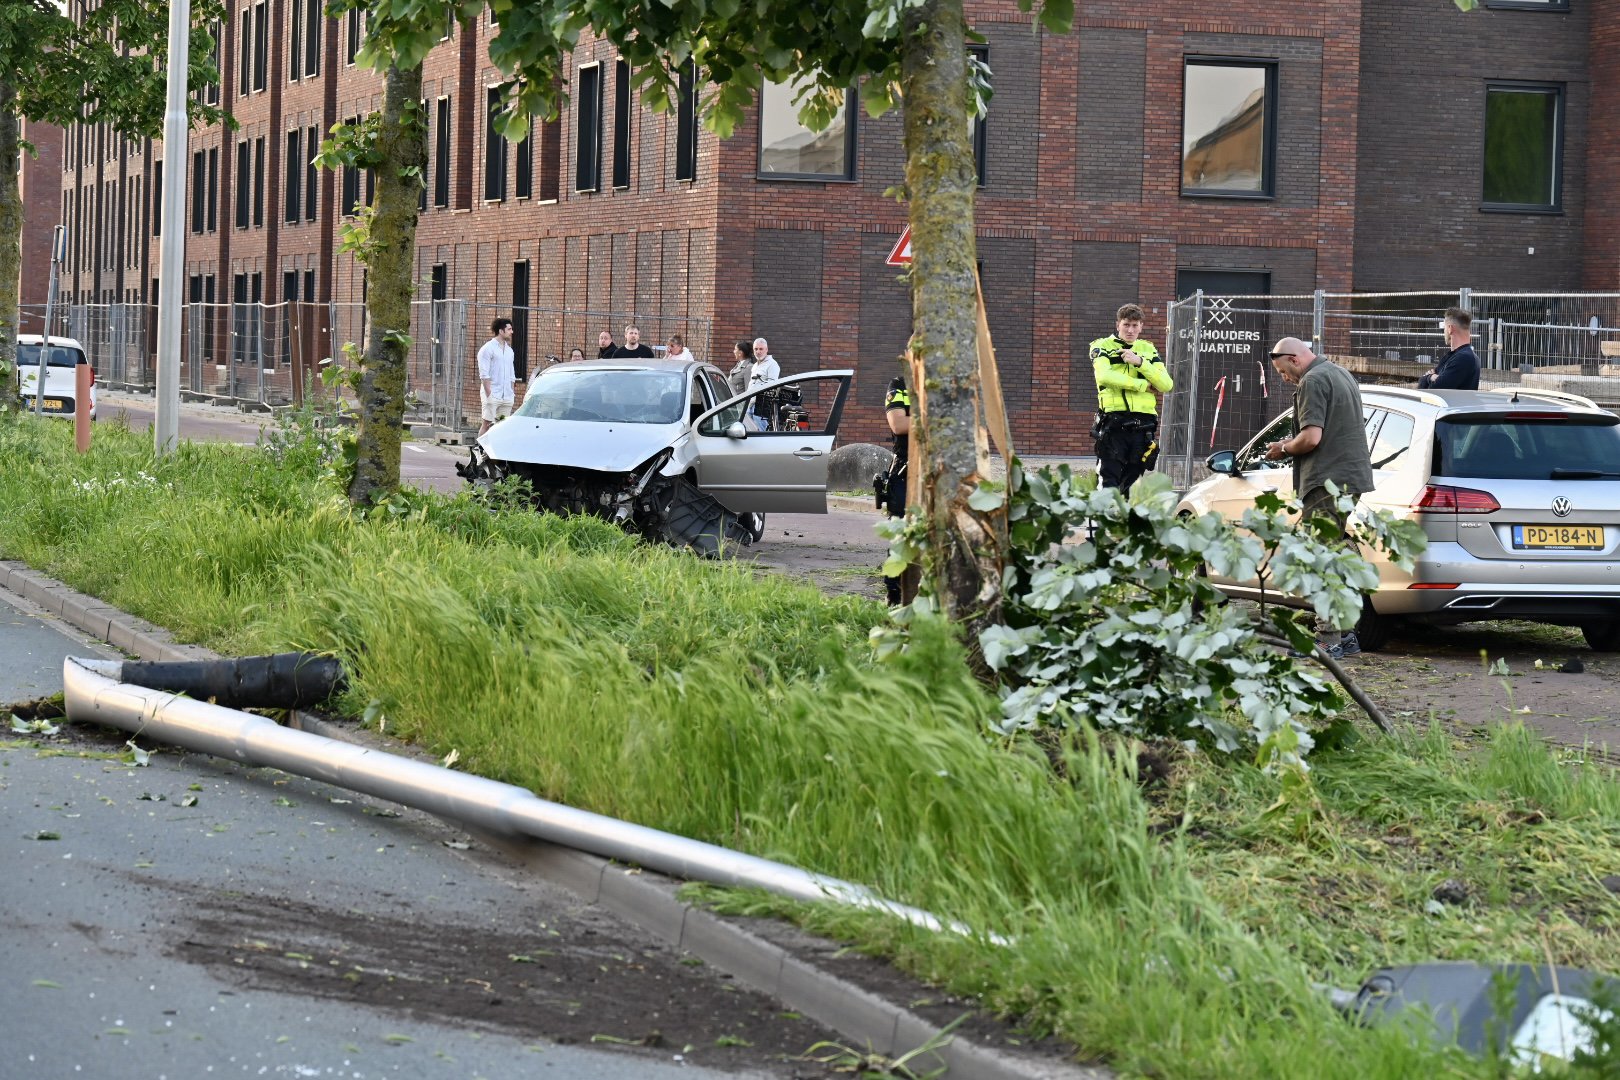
(15, 334, 97, 419)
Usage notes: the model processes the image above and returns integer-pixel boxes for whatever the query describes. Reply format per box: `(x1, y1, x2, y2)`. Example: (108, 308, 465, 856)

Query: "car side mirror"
(725, 421, 748, 440)
(1207, 450, 1238, 475)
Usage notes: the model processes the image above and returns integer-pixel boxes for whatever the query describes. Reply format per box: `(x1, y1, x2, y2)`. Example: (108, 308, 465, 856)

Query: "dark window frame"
(968, 44, 988, 188)
(675, 62, 698, 183)
(612, 58, 632, 190)
(511, 260, 531, 380)
(434, 96, 452, 208)
(252, 136, 265, 227)
(304, 125, 318, 220)
(1481, 80, 1564, 214)
(303, 0, 320, 76)
(1179, 56, 1279, 200)
(207, 147, 219, 232)
(755, 76, 858, 183)
(575, 62, 604, 193)
(238, 5, 251, 96)
(346, 8, 360, 65)
(235, 139, 251, 229)
(252, 0, 268, 92)
(153, 160, 163, 237)
(290, 0, 303, 81)
(515, 117, 533, 199)
(191, 149, 206, 233)
(285, 129, 302, 223)
(484, 85, 508, 202)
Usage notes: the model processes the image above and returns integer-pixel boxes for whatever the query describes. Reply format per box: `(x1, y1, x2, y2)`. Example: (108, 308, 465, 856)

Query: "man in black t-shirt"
(611, 324, 655, 359)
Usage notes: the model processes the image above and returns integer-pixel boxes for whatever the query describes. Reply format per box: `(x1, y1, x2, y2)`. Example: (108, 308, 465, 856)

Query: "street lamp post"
(153, 0, 190, 456)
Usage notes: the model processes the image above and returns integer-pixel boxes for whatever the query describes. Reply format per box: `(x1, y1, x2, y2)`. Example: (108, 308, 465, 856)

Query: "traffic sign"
(885, 226, 913, 267)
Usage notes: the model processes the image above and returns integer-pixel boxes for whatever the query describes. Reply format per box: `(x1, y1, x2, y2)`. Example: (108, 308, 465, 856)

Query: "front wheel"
(1581, 619, 1620, 652)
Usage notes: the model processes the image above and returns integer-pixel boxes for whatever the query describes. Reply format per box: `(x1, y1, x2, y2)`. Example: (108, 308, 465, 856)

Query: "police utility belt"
(1094, 410, 1158, 438)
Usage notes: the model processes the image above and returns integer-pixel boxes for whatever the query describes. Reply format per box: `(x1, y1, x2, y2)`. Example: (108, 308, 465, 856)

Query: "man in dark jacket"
(1418, 307, 1480, 390)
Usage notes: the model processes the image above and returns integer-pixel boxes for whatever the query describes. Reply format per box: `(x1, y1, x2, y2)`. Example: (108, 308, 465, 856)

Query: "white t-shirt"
(666, 347, 695, 364)
(477, 337, 516, 403)
(749, 355, 780, 389)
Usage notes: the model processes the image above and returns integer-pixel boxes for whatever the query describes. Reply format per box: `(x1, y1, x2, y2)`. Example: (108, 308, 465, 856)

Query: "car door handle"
(792, 447, 825, 459)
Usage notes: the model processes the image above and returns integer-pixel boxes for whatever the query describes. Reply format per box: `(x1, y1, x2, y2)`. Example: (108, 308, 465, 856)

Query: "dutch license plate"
(39, 398, 64, 412)
(1512, 524, 1604, 550)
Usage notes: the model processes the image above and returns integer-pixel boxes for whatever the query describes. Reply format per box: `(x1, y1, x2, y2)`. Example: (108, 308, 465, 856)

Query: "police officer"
(881, 375, 911, 606)
(1090, 303, 1174, 491)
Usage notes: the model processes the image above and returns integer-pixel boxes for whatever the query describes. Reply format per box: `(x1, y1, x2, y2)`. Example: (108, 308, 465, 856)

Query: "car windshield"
(514, 369, 686, 425)
(1435, 415, 1620, 480)
(17, 343, 82, 368)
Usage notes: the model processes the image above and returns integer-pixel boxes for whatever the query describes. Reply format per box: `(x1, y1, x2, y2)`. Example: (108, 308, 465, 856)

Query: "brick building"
(38, 0, 1604, 452)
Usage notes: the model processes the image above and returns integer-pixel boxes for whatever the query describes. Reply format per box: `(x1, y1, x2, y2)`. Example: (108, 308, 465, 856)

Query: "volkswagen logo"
(1552, 496, 1573, 518)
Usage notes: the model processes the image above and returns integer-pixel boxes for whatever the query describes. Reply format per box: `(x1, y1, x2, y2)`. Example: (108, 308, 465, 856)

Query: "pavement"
(0, 559, 1105, 1080)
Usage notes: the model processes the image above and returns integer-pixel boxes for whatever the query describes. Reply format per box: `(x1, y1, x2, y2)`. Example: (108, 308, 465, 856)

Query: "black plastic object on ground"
(116, 653, 347, 709)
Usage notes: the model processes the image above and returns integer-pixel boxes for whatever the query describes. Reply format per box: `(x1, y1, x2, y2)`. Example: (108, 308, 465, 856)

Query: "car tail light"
(1407, 582, 1460, 590)
(1412, 484, 1500, 514)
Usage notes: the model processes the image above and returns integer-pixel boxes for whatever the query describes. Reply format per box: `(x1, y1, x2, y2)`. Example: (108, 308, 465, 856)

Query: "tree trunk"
(900, 0, 1002, 632)
(0, 80, 23, 386)
(347, 62, 426, 506)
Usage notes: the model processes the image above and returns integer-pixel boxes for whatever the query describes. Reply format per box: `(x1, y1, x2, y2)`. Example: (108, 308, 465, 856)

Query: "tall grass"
(3, 414, 1615, 1077)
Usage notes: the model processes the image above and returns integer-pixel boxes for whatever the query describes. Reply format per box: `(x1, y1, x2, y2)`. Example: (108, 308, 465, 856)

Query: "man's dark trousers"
(1098, 415, 1157, 491)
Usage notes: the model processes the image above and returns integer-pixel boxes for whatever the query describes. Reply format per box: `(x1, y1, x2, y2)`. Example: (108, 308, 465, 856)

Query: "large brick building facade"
(37, 0, 1604, 451)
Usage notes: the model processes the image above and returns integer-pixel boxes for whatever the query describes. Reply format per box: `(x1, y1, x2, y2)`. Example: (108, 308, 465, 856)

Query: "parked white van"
(15, 334, 97, 419)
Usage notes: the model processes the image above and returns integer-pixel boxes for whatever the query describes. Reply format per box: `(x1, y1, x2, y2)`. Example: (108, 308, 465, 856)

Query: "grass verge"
(2, 414, 1617, 1078)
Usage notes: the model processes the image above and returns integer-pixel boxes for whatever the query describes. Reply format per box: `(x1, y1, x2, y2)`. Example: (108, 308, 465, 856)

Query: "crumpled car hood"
(478, 417, 685, 473)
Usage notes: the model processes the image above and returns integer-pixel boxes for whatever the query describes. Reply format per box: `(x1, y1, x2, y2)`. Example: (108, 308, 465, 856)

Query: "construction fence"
(16, 300, 712, 433)
(1157, 289, 1620, 489)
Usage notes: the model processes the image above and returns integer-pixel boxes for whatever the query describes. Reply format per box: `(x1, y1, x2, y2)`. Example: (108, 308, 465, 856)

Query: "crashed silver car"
(457, 358, 853, 554)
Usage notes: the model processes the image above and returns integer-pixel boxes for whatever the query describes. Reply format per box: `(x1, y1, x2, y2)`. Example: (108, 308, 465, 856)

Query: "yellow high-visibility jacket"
(1089, 335, 1173, 416)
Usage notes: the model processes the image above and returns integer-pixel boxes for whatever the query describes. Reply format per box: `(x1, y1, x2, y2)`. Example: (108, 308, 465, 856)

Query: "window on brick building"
(675, 62, 698, 183)
(253, 136, 265, 226)
(236, 139, 252, 228)
(515, 116, 533, 199)
(342, 116, 361, 215)
(435, 97, 452, 207)
(612, 59, 631, 189)
(207, 147, 219, 232)
(575, 63, 603, 192)
(758, 74, 854, 181)
(192, 150, 207, 233)
(304, 268, 316, 302)
(304, 0, 320, 76)
(253, 1, 268, 91)
(485, 86, 508, 201)
(153, 162, 162, 236)
(1483, 82, 1562, 211)
(286, 130, 302, 222)
(511, 261, 531, 380)
(238, 7, 251, 96)
(1181, 59, 1275, 198)
(346, 8, 361, 65)
(969, 45, 988, 188)
(290, 0, 303, 81)
(304, 126, 319, 220)
(205, 21, 221, 104)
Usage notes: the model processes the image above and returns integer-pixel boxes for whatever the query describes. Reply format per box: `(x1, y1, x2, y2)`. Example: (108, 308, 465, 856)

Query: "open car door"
(690, 370, 854, 513)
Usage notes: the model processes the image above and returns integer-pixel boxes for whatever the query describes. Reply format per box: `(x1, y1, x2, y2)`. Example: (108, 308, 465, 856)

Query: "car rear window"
(1435, 414, 1620, 480)
(515, 368, 685, 425)
(17, 343, 83, 367)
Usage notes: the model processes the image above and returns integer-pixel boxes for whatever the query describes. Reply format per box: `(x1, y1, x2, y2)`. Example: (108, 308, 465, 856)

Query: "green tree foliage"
(0, 0, 223, 385)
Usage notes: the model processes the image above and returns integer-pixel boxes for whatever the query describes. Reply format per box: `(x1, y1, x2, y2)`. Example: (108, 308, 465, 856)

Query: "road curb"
(3, 560, 1106, 1080)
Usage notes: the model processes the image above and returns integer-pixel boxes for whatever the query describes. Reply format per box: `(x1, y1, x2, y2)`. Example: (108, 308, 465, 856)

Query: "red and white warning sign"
(885, 226, 913, 267)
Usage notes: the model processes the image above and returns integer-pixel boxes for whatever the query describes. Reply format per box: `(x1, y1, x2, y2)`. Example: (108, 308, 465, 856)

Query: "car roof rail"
(1507, 387, 1602, 411)
(1363, 385, 1446, 408)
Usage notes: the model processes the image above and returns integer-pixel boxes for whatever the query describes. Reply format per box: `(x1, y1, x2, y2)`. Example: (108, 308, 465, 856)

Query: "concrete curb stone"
(3, 560, 1108, 1080)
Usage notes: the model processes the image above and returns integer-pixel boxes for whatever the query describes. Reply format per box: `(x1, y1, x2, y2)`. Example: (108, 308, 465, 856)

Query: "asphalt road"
(0, 592, 839, 1079)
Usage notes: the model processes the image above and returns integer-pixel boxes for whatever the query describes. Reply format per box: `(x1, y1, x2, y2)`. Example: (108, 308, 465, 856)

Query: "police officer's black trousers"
(882, 473, 908, 606)
(1097, 418, 1158, 492)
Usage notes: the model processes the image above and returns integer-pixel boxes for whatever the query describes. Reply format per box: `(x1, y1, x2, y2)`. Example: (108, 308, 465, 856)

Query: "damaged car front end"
(456, 360, 852, 555)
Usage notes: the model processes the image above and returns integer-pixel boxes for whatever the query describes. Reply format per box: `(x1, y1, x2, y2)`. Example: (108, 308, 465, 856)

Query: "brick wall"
(19, 121, 64, 309)
(1355, 0, 1589, 291)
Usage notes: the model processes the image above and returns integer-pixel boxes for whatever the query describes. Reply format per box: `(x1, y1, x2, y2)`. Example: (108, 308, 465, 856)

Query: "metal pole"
(1186, 291, 1205, 489)
(1312, 289, 1325, 358)
(34, 224, 64, 414)
(154, 0, 191, 456)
